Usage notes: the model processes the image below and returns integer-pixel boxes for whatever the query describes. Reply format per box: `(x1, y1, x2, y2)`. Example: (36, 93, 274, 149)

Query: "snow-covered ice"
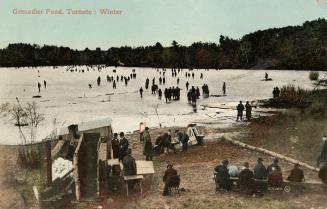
(0, 66, 322, 144)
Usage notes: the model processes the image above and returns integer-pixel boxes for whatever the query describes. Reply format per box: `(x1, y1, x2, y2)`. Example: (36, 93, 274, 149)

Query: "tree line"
(1, 18, 327, 70)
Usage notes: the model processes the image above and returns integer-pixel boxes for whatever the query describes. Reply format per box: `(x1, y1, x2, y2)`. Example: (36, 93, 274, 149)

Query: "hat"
(222, 159, 229, 165)
(119, 132, 124, 137)
(243, 162, 249, 168)
(273, 158, 279, 163)
(258, 157, 263, 162)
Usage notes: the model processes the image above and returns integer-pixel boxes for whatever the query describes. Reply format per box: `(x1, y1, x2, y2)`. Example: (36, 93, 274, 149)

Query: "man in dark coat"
(163, 164, 178, 196)
(163, 130, 175, 153)
(175, 130, 189, 152)
(287, 163, 305, 182)
(238, 162, 256, 195)
(139, 87, 143, 98)
(154, 132, 165, 154)
(267, 158, 282, 174)
(119, 132, 129, 161)
(317, 135, 327, 167)
(122, 149, 137, 189)
(254, 158, 267, 180)
(245, 101, 252, 121)
(214, 159, 232, 191)
(236, 101, 244, 121)
(318, 162, 327, 185)
(142, 127, 153, 161)
(111, 133, 120, 159)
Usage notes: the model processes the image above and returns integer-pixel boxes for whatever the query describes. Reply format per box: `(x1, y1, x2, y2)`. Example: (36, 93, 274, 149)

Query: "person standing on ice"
(236, 101, 244, 121)
(186, 81, 189, 90)
(37, 82, 41, 93)
(97, 76, 101, 86)
(222, 82, 226, 95)
(43, 80, 47, 89)
(139, 87, 143, 98)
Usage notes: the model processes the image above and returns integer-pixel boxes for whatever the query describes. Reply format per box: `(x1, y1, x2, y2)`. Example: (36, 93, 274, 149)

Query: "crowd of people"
(214, 158, 304, 195)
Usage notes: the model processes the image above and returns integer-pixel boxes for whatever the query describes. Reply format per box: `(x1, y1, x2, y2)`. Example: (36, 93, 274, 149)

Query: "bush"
(279, 85, 309, 105)
(309, 71, 319, 80)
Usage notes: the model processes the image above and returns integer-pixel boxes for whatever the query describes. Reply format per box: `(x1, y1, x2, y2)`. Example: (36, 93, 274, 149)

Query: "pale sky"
(0, 0, 327, 49)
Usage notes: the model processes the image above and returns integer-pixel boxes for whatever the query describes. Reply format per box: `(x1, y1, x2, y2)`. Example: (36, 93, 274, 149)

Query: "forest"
(1, 18, 327, 70)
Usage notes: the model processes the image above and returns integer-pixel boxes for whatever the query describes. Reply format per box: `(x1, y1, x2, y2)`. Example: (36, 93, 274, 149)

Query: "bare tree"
(24, 102, 45, 142)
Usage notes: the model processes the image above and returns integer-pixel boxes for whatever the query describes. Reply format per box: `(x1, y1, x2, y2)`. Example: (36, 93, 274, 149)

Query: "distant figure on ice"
(113, 80, 116, 89)
(236, 101, 244, 121)
(317, 135, 327, 167)
(145, 78, 149, 89)
(272, 87, 280, 98)
(37, 82, 41, 93)
(43, 80, 47, 89)
(245, 101, 252, 121)
(158, 89, 162, 100)
(97, 76, 101, 86)
(139, 87, 143, 98)
(265, 72, 269, 81)
(88, 84, 92, 89)
(200, 73, 203, 79)
(186, 81, 189, 90)
(222, 82, 226, 95)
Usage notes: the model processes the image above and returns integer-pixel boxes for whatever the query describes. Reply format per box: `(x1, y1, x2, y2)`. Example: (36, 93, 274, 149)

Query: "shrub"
(279, 85, 309, 105)
(309, 71, 319, 81)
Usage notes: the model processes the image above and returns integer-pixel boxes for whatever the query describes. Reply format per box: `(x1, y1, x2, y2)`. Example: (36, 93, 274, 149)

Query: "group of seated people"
(214, 158, 305, 195)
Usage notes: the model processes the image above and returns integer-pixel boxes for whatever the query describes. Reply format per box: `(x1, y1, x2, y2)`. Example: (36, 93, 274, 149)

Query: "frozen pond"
(0, 66, 321, 144)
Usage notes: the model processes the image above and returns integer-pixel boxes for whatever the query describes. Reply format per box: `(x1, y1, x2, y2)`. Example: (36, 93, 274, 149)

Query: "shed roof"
(58, 117, 112, 135)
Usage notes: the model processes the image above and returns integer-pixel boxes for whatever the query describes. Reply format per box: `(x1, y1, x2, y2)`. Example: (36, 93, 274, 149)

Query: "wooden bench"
(123, 175, 144, 197)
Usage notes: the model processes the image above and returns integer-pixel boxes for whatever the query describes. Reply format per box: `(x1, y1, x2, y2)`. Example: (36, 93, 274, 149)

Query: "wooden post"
(221, 135, 319, 172)
(45, 140, 52, 186)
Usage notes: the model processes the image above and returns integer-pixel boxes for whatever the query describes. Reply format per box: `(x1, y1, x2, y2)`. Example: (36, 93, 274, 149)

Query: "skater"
(139, 87, 143, 98)
(37, 82, 41, 93)
(113, 80, 116, 89)
(43, 80, 47, 89)
(222, 82, 226, 95)
(97, 76, 101, 86)
(186, 81, 189, 90)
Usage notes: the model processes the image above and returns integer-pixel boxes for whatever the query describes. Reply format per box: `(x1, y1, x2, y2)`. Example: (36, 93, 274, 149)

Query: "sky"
(0, 0, 327, 49)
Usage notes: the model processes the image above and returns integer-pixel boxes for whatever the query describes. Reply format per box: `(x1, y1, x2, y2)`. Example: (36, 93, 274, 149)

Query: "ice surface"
(0, 66, 323, 144)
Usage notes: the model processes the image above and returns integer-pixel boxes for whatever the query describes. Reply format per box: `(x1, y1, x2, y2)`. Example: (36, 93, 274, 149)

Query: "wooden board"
(136, 160, 155, 175)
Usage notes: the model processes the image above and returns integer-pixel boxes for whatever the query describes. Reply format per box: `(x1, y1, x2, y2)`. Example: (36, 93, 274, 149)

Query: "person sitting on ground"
(254, 158, 268, 180)
(214, 159, 233, 191)
(122, 148, 137, 190)
(268, 167, 283, 187)
(318, 162, 327, 185)
(287, 163, 305, 182)
(238, 162, 256, 195)
(228, 164, 239, 178)
(267, 158, 282, 174)
(163, 163, 178, 196)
